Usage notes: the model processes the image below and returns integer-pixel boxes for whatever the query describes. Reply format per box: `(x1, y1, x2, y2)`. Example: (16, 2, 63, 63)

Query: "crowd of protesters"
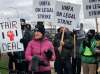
(0, 19, 100, 74)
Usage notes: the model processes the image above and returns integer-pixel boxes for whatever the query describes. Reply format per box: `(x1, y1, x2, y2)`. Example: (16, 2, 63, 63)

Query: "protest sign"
(83, 0, 100, 18)
(55, 1, 80, 26)
(33, 0, 55, 22)
(0, 18, 23, 53)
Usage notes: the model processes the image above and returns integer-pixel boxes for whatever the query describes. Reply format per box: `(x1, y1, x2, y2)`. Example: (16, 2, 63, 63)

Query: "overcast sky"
(0, 0, 33, 19)
(0, 0, 99, 31)
(0, 0, 84, 19)
(0, 0, 81, 18)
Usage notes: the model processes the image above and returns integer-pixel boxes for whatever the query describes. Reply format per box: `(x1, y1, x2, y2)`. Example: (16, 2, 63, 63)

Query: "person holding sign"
(53, 27, 74, 74)
(72, 23, 85, 74)
(15, 23, 33, 74)
(95, 33, 100, 73)
(25, 22, 55, 74)
(80, 29, 96, 74)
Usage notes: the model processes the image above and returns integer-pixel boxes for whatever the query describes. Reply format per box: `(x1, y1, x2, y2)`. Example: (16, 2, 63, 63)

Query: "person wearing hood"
(95, 33, 100, 73)
(72, 23, 85, 74)
(7, 19, 28, 74)
(53, 27, 74, 74)
(80, 29, 96, 74)
(25, 22, 55, 74)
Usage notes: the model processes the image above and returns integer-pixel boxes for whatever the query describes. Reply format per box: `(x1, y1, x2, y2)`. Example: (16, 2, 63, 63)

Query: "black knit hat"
(34, 22, 45, 35)
(88, 29, 95, 35)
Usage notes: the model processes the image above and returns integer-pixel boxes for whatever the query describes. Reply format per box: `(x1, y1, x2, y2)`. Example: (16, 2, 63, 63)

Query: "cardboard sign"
(83, 0, 100, 18)
(55, 1, 80, 26)
(0, 18, 24, 53)
(33, 0, 55, 22)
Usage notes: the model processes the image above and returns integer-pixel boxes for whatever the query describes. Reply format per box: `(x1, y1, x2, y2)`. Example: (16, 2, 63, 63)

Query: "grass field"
(0, 55, 8, 74)
(0, 55, 56, 74)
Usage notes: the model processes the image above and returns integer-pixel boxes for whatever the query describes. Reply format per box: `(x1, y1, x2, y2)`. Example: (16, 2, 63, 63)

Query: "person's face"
(21, 25, 26, 30)
(34, 31, 43, 39)
(60, 27, 68, 33)
(87, 32, 93, 39)
(60, 27, 64, 32)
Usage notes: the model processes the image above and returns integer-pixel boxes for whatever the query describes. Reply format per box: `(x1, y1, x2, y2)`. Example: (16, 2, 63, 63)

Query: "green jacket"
(80, 38, 96, 64)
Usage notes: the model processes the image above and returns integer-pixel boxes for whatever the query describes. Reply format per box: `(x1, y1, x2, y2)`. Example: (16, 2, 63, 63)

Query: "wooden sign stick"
(96, 17, 99, 33)
(59, 27, 65, 53)
(74, 34, 76, 58)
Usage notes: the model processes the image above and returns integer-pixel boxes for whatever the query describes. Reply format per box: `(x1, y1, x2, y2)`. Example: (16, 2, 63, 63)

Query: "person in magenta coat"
(25, 22, 55, 74)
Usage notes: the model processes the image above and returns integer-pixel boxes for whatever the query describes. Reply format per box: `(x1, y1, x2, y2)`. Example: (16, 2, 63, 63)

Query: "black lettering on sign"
(0, 23, 3, 29)
(12, 21, 17, 28)
(2, 42, 22, 52)
(0, 21, 17, 29)
(86, 5, 91, 10)
(89, 10, 100, 16)
(12, 42, 17, 50)
(15, 30, 18, 36)
(39, 1, 50, 6)
(5, 22, 9, 29)
(2, 32, 5, 39)
(8, 43, 12, 50)
(89, 0, 99, 2)
(35, 8, 41, 12)
(62, 5, 74, 11)
(38, 14, 51, 19)
(56, 11, 62, 17)
(35, 8, 53, 12)
(92, 4, 100, 9)
(41, 8, 53, 12)
(63, 13, 76, 19)
(58, 19, 72, 25)
(17, 42, 22, 50)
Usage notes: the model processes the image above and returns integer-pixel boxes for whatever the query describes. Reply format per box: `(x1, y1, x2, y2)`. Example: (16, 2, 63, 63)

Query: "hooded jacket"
(80, 38, 96, 64)
(53, 32, 73, 59)
(25, 37, 55, 72)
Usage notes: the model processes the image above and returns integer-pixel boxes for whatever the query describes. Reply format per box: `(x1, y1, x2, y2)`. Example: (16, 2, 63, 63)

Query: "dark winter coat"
(53, 31, 74, 60)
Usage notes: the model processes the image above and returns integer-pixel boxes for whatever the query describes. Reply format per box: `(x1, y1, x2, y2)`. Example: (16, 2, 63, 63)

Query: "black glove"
(44, 49, 53, 60)
(39, 61, 48, 66)
(31, 56, 40, 71)
(87, 42, 91, 48)
(7, 52, 13, 57)
(20, 38, 24, 43)
(32, 56, 48, 66)
(73, 30, 77, 35)
(83, 40, 87, 48)
(83, 39, 91, 48)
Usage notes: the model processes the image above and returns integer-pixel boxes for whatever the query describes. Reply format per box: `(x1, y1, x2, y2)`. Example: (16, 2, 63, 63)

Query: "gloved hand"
(31, 56, 40, 71)
(87, 42, 91, 48)
(39, 61, 48, 66)
(32, 56, 40, 62)
(83, 40, 87, 48)
(44, 49, 53, 60)
(20, 38, 24, 43)
(73, 30, 77, 35)
(83, 39, 91, 48)
(31, 56, 48, 71)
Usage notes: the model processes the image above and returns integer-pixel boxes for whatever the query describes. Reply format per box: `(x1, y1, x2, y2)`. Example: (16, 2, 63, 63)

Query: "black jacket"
(53, 32, 74, 59)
